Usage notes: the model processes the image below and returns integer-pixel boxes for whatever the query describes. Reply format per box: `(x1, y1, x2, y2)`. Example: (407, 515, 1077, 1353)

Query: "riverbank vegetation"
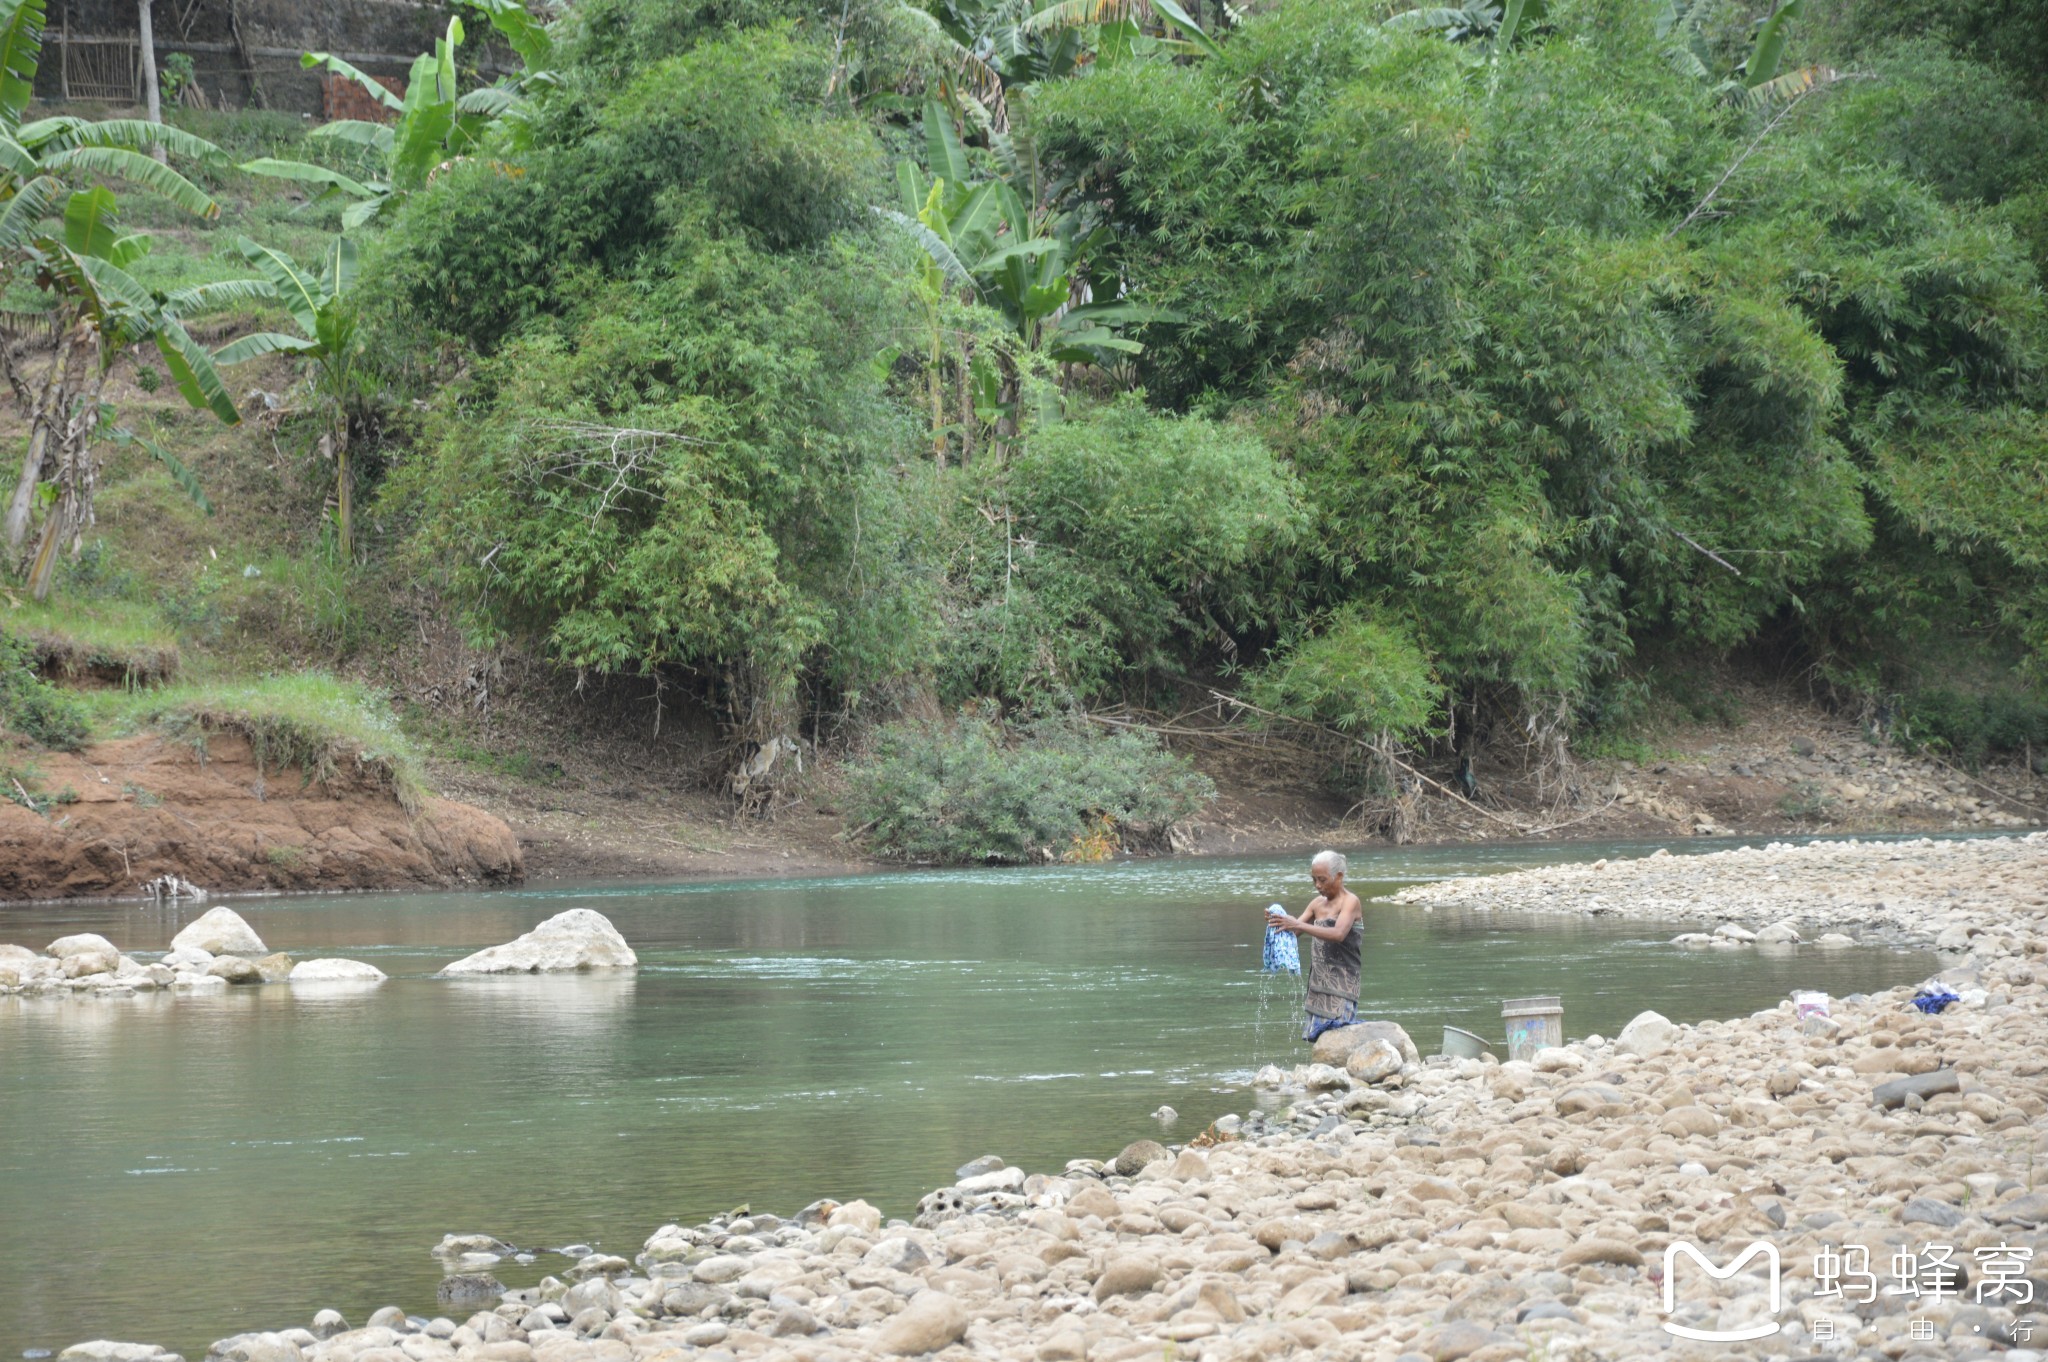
(3, 0, 2046, 862)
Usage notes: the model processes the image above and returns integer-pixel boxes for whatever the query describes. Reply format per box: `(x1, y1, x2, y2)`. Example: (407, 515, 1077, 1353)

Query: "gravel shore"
(1388, 831, 2048, 946)
(63, 833, 2048, 1362)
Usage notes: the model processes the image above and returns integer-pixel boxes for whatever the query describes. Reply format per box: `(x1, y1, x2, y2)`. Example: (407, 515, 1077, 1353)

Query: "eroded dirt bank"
(0, 733, 522, 901)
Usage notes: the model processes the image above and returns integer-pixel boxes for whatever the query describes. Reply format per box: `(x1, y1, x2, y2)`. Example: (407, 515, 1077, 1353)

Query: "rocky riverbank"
(58, 834, 2048, 1362)
(1388, 831, 2048, 946)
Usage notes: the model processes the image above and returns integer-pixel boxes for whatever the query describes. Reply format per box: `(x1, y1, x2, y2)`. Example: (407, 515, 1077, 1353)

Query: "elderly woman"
(1266, 849, 1364, 1041)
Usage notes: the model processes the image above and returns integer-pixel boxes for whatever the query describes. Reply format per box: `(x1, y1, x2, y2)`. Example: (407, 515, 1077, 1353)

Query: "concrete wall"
(36, 0, 464, 114)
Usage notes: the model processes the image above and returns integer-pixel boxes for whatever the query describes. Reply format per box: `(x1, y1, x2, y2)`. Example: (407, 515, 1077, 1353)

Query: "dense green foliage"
(20, 0, 2032, 835)
(352, 0, 2048, 776)
(1897, 688, 2048, 770)
(844, 713, 1214, 863)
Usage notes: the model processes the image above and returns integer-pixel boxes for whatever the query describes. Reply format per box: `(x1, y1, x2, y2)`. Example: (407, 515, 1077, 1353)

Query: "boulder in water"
(171, 907, 267, 957)
(289, 958, 387, 984)
(441, 909, 637, 974)
(47, 933, 119, 959)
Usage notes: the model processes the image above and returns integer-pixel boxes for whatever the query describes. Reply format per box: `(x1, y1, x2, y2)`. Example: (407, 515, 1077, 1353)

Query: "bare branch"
(1673, 526, 1744, 576)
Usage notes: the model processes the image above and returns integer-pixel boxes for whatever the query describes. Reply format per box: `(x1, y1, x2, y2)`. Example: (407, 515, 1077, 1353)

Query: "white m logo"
(1661, 1240, 1782, 1342)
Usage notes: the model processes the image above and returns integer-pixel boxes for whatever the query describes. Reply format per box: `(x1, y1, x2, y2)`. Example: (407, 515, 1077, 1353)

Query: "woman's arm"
(1274, 895, 1353, 940)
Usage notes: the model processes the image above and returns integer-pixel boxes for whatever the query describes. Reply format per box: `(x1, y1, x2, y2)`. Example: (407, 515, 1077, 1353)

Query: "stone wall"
(35, 0, 461, 114)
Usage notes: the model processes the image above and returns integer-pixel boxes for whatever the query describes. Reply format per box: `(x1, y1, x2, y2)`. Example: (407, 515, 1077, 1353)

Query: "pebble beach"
(55, 831, 2048, 1362)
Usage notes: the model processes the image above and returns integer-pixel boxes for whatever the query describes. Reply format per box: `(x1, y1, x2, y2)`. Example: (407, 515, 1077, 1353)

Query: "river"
(0, 837, 1938, 1353)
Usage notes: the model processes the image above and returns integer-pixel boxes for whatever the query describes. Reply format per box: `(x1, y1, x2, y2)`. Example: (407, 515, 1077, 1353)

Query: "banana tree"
(211, 237, 366, 558)
(7, 191, 253, 597)
(882, 101, 1154, 451)
(241, 4, 557, 225)
(241, 17, 483, 228)
(2, 0, 252, 597)
(450, 0, 557, 150)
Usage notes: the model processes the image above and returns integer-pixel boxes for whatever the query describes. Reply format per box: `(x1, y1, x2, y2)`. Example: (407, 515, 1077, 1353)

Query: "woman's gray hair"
(1311, 849, 1346, 876)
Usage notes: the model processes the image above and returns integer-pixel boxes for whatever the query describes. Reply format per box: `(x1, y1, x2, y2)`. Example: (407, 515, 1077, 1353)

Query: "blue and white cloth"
(1262, 922, 1300, 974)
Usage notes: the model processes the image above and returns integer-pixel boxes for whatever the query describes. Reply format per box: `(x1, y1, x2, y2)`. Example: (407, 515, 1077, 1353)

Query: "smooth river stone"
(171, 908, 268, 957)
(289, 958, 387, 983)
(441, 909, 636, 974)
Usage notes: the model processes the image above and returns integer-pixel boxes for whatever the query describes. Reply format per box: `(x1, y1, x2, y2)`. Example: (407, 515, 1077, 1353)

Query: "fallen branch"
(1673, 527, 1743, 577)
(1666, 80, 1826, 240)
(1920, 752, 2046, 817)
(1078, 710, 1326, 760)
(1209, 690, 1535, 833)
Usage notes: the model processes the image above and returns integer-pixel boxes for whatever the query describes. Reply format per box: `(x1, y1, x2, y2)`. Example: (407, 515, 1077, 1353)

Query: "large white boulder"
(1310, 1019, 1420, 1068)
(441, 909, 637, 975)
(289, 959, 388, 984)
(1616, 1009, 1680, 1058)
(47, 933, 119, 959)
(171, 907, 267, 957)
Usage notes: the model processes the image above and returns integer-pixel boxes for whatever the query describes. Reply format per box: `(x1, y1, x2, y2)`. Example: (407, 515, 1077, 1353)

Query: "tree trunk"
(956, 335, 975, 468)
(329, 423, 353, 560)
(24, 352, 110, 600)
(137, 0, 166, 162)
(4, 320, 89, 559)
(225, 0, 266, 108)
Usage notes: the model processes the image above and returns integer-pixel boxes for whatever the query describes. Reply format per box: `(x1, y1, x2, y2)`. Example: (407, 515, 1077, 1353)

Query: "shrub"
(846, 714, 1214, 865)
(1898, 687, 2048, 769)
(0, 629, 90, 751)
(1246, 606, 1441, 743)
(943, 397, 1304, 704)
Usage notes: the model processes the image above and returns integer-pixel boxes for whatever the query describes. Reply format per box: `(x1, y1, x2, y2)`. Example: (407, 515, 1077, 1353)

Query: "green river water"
(0, 838, 1939, 1354)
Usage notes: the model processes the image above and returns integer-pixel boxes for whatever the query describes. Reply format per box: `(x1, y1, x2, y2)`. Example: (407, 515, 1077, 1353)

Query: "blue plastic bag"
(1262, 905, 1300, 974)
